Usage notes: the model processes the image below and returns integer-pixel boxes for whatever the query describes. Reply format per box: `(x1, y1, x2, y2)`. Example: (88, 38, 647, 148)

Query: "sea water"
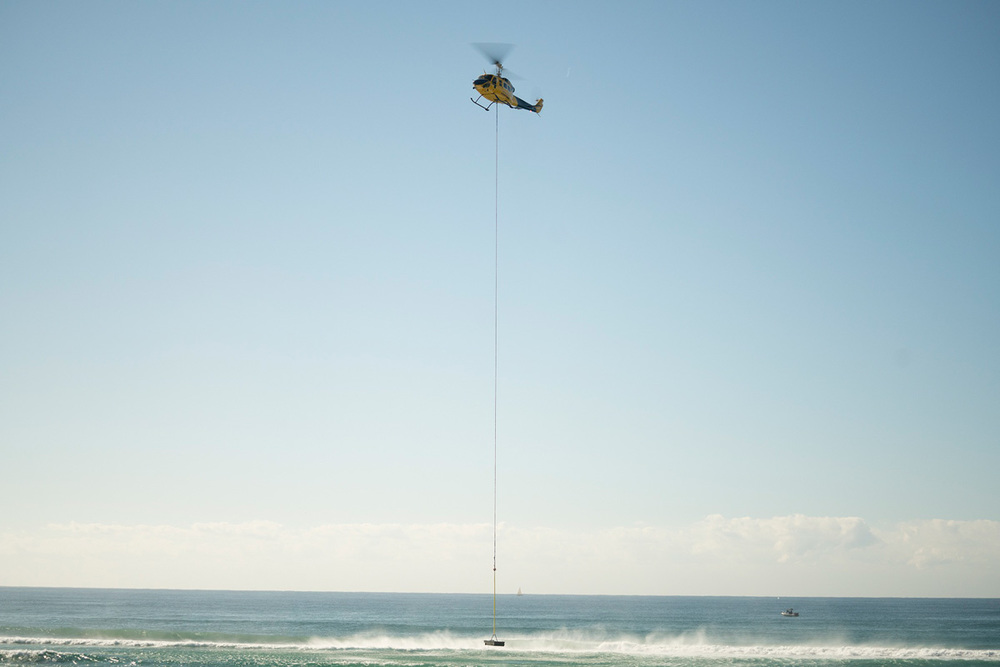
(1, 588, 997, 666)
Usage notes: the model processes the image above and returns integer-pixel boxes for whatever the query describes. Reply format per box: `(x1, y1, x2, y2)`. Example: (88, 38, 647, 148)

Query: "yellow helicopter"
(471, 43, 543, 113)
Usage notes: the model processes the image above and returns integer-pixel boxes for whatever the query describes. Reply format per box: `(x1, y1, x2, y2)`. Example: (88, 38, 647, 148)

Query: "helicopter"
(471, 43, 543, 113)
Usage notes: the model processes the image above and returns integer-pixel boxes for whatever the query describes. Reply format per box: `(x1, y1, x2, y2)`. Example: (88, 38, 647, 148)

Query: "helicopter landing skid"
(471, 96, 494, 111)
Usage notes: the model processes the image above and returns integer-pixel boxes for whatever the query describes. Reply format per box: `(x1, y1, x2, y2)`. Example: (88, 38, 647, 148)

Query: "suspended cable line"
(484, 99, 505, 649)
(469, 42, 540, 649)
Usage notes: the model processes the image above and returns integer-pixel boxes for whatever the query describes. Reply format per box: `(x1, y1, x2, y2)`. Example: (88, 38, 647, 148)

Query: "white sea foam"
(0, 637, 300, 651)
(502, 632, 1000, 661)
(4, 634, 999, 661)
(305, 630, 472, 651)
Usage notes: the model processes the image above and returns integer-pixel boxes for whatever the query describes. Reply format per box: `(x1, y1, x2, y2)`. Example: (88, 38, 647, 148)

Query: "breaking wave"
(0, 649, 136, 665)
(4, 633, 999, 661)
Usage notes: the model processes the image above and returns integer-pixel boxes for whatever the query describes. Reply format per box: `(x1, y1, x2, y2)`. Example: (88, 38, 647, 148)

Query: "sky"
(1, 0, 998, 597)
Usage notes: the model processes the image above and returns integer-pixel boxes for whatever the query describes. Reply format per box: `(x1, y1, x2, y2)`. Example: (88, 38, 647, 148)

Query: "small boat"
(781, 608, 799, 617)
(484, 637, 505, 646)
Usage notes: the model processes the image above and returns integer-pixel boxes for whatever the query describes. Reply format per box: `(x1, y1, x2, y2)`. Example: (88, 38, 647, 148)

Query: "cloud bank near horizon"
(2, 515, 997, 597)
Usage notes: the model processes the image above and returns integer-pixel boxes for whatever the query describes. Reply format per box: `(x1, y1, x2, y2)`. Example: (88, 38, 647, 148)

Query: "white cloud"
(687, 514, 880, 563)
(1, 516, 997, 596)
(883, 519, 1000, 569)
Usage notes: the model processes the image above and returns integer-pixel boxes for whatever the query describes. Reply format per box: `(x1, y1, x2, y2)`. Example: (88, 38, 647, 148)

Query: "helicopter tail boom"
(514, 96, 543, 113)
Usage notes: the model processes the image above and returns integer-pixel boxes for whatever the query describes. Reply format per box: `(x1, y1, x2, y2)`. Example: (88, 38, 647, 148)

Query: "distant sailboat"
(516, 587, 523, 596)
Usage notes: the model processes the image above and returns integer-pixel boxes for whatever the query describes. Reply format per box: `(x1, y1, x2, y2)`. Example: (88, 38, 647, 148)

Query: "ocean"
(1, 588, 997, 666)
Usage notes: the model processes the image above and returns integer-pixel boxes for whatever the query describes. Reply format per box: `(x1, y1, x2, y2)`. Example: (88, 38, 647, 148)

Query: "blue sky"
(2, 1, 998, 596)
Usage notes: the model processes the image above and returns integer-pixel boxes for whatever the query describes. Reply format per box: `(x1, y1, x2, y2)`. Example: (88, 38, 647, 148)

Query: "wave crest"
(4, 634, 999, 661)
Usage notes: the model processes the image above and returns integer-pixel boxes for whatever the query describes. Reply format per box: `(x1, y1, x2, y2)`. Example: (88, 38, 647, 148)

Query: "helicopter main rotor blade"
(472, 43, 523, 79)
(473, 42, 513, 69)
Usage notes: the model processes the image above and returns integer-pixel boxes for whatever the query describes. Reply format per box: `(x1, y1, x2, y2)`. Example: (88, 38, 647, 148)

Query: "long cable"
(491, 100, 499, 641)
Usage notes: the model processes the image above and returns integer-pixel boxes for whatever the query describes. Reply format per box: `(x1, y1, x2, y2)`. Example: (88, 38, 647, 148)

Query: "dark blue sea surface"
(1, 588, 997, 666)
